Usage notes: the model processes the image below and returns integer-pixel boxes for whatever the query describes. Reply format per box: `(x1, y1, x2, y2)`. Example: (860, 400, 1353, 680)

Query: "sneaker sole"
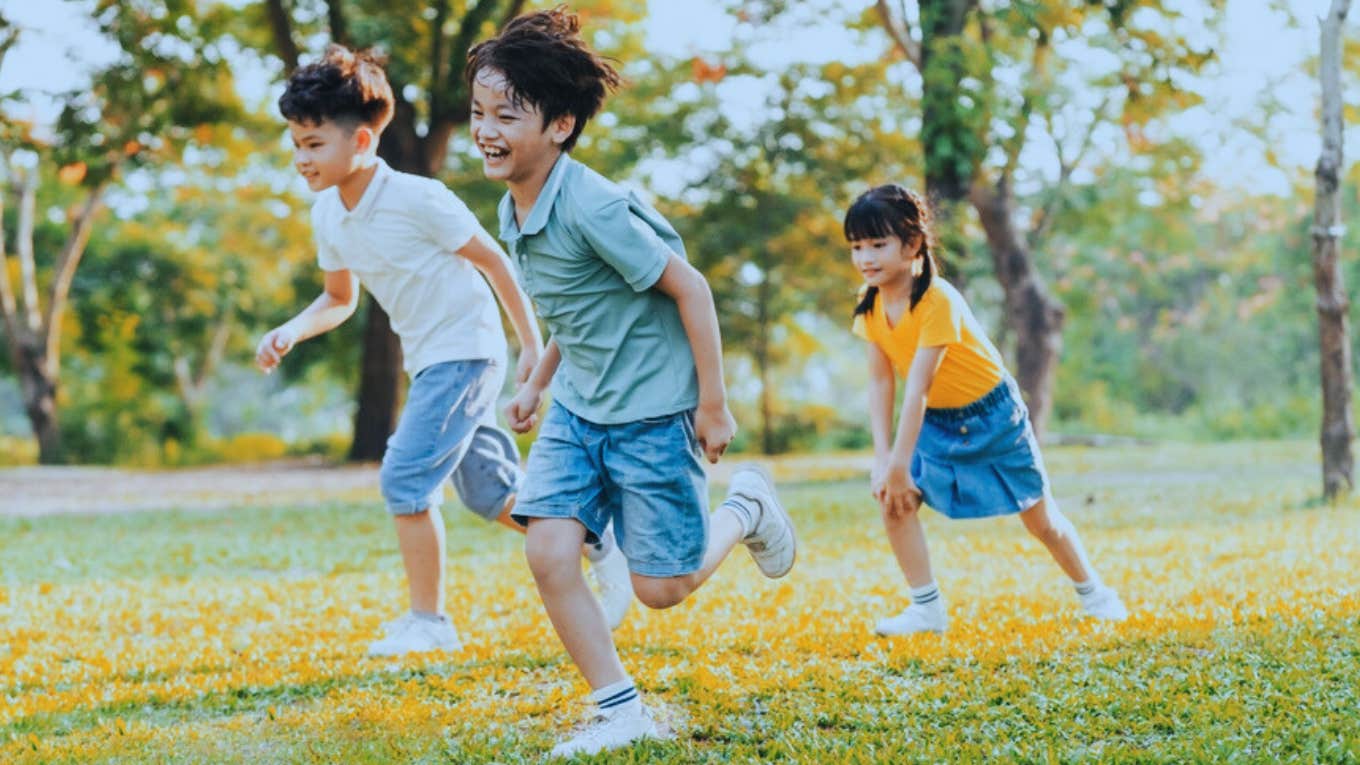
(733, 462, 797, 579)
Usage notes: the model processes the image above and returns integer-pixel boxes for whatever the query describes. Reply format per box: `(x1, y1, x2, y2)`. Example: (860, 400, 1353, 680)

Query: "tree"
(875, 0, 1218, 434)
(0, 4, 241, 463)
(1312, 0, 1353, 500)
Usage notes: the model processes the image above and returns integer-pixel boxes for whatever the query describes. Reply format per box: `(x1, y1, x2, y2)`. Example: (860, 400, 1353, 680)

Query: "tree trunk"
(348, 297, 403, 461)
(971, 176, 1064, 437)
(1313, 0, 1353, 500)
(756, 273, 773, 455)
(16, 340, 62, 463)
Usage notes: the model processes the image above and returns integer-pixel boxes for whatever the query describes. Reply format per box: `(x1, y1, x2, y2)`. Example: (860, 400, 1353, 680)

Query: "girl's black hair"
(465, 6, 622, 152)
(845, 184, 937, 317)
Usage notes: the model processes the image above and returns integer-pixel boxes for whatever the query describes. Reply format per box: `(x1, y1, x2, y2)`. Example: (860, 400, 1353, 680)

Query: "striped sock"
(910, 582, 942, 607)
(591, 678, 639, 713)
(1073, 579, 1099, 597)
(719, 495, 761, 537)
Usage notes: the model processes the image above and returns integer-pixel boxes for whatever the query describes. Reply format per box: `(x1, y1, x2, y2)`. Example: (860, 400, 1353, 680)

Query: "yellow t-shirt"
(851, 279, 1006, 408)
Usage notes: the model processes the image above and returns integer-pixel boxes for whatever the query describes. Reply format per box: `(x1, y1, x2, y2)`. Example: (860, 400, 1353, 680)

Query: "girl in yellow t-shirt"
(846, 183, 1126, 635)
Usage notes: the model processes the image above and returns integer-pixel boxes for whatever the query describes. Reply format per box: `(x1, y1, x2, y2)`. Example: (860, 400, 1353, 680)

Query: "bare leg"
(394, 507, 446, 614)
(525, 518, 628, 690)
(882, 503, 934, 588)
(1019, 495, 1096, 582)
(629, 504, 746, 610)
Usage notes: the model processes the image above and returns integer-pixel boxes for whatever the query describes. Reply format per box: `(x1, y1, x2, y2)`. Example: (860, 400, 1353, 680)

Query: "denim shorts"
(913, 377, 1050, 520)
(513, 401, 709, 577)
(379, 359, 523, 519)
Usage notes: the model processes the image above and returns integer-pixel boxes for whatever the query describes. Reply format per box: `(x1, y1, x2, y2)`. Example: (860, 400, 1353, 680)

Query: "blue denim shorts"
(513, 401, 709, 577)
(379, 359, 523, 519)
(913, 378, 1050, 520)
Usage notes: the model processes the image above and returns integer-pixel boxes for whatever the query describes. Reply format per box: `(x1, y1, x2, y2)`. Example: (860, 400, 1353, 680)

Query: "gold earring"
(911, 257, 924, 278)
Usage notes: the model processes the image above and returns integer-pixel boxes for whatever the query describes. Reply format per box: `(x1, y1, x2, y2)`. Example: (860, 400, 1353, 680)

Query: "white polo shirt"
(311, 160, 507, 376)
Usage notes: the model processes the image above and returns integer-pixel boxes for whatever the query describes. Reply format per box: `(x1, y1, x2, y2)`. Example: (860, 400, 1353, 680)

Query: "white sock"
(591, 677, 639, 713)
(718, 495, 761, 537)
(1073, 578, 1100, 596)
(909, 581, 942, 608)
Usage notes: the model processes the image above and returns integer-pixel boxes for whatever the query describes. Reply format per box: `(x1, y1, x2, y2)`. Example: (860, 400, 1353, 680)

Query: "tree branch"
(42, 184, 105, 375)
(264, 0, 300, 70)
(1028, 95, 1109, 248)
(443, 0, 524, 119)
(325, 0, 350, 46)
(14, 169, 40, 334)
(876, 0, 922, 70)
(428, 0, 451, 125)
(0, 174, 27, 355)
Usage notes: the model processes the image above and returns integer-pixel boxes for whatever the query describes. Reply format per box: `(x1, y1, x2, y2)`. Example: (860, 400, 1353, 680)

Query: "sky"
(0, 0, 1352, 195)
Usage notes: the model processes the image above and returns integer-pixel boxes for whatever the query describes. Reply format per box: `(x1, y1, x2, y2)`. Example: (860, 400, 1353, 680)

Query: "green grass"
(1, 440, 1358, 763)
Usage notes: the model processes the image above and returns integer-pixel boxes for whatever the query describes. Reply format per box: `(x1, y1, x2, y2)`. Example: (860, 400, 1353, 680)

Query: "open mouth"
(481, 146, 509, 160)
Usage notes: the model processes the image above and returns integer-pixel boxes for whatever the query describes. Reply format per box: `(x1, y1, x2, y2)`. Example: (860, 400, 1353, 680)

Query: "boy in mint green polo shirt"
(467, 8, 799, 758)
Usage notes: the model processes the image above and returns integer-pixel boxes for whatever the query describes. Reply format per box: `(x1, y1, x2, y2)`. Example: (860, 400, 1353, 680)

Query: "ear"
(548, 114, 576, 147)
(353, 125, 376, 153)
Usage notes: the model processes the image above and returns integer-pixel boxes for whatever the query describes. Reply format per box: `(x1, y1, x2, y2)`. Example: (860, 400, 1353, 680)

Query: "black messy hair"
(465, 6, 622, 152)
(845, 184, 938, 316)
(279, 45, 394, 131)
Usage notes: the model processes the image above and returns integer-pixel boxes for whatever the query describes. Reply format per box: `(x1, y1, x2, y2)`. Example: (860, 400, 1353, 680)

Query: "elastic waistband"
(924, 379, 1015, 422)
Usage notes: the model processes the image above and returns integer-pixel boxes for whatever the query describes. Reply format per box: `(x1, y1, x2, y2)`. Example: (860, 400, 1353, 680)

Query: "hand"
(873, 457, 922, 519)
(694, 401, 737, 464)
(255, 325, 298, 374)
(505, 384, 543, 434)
(514, 347, 539, 386)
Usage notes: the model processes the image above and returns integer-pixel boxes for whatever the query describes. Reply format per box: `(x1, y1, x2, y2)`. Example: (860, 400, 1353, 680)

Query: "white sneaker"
(549, 702, 660, 759)
(728, 463, 797, 578)
(1079, 585, 1129, 621)
(366, 613, 462, 657)
(588, 538, 634, 631)
(875, 599, 949, 636)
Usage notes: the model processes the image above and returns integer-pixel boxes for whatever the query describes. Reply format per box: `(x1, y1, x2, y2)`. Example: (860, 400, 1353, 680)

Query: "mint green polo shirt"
(498, 153, 699, 424)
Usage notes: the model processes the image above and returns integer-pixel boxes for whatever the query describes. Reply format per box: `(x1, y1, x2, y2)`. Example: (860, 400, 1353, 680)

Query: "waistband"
(924, 379, 1016, 422)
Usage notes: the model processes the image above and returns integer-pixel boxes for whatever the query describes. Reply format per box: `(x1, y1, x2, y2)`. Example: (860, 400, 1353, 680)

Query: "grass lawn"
(2, 441, 1358, 763)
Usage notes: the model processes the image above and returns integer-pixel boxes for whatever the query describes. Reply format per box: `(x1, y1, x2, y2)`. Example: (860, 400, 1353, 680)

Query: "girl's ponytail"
(854, 285, 879, 318)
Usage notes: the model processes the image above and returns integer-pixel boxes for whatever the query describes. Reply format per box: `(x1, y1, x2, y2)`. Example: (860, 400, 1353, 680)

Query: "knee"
(524, 531, 581, 588)
(632, 578, 689, 610)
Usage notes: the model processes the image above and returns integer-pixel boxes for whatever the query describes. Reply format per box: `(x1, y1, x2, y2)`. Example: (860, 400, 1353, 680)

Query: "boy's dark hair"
(465, 6, 622, 152)
(846, 184, 938, 316)
(279, 45, 394, 131)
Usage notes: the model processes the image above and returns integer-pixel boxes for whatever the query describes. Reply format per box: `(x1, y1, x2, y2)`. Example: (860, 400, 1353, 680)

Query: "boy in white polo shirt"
(255, 45, 632, 657)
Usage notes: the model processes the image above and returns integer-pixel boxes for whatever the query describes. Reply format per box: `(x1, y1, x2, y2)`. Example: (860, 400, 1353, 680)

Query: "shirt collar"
(338, 158, 392, 221)
(498, 152, 572, 242)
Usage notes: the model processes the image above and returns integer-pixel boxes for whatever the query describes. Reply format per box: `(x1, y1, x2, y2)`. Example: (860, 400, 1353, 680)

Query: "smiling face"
(287, 119, 371, 192)
(850, 233, 920, 289)
(469, 68, 573, 187)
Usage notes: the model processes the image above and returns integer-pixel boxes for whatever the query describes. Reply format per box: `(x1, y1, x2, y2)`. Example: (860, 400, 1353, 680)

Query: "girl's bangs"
(843, 197, 899, 242)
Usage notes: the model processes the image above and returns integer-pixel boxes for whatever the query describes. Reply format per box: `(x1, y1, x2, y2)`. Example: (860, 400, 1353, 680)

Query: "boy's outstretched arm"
(457, 231, 544, 383)
(255, 269, 359, 373)
(652, 253, 736, 463)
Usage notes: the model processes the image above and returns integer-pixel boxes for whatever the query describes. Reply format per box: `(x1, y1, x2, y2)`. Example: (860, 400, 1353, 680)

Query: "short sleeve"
(576, 193, 674, 292)
(416, 182, 480, 252)
(917, 287, 962, 348)
(311, 202, 344, 272)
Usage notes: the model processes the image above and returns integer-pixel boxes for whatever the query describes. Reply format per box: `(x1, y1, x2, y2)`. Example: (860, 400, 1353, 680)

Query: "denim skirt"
(912, 378, 1049, 520)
